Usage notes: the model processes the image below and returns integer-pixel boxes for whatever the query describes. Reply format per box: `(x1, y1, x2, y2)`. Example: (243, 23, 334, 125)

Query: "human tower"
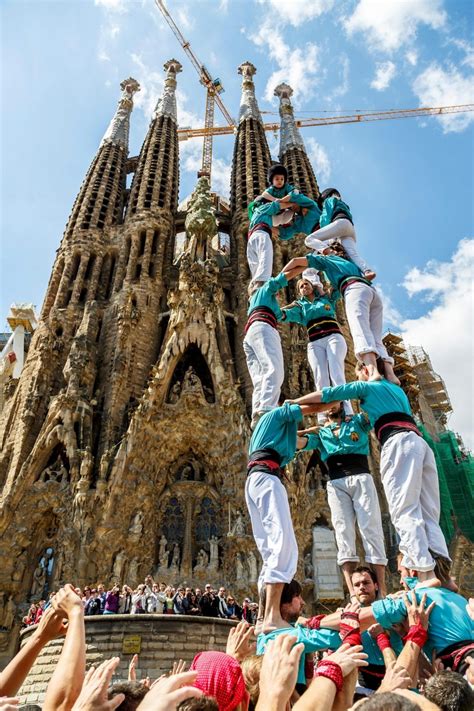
(242, 164, 452, 632)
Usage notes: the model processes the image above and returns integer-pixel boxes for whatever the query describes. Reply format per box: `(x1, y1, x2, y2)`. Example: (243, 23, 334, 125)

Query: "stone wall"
(17, 614, 236, 707)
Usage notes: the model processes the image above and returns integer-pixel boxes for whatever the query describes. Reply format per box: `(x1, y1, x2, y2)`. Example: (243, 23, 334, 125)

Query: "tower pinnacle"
(237, 61, 263, 123)
(154, 59, 183, 121)
(274, 82, 305, 157)
(101, 77, 140, 148)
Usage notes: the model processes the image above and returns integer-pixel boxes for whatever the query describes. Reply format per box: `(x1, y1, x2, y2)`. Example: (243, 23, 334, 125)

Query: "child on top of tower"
(246, 164, 320, 286)
(306, 188, 376, 281)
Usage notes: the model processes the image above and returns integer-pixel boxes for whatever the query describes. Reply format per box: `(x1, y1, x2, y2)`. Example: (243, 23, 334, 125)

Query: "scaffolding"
(382, 332, 420, 412)
(407, 346, 452, 430)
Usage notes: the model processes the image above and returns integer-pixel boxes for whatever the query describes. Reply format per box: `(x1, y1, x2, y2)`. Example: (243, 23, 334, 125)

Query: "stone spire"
(274, 82, 319, 200)
(237, 61, 263, 124)
(274, 82, 305, 155)
(126, 59, 181, 217)
(154, 59, 182, 122)
(101, 77, 140, 148)
(230, 62, 271, 215)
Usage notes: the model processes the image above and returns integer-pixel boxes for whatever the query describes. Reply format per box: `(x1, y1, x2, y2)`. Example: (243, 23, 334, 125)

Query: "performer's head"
(267, 163, 288, 189)
(260, 578, 304, 622)
(327, 403, 345, 422)
(351, 566, 378, 606)
(317, 187, 341, 210)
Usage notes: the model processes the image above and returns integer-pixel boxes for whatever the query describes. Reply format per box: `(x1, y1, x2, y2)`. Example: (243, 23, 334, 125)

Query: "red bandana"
(190, 651, 249, 711)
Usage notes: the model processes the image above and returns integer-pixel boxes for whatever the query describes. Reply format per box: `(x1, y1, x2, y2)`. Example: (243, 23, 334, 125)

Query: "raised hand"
(256, 634, 304, 710)
(0, 698, 20, 710)
(128, 654, 138, 681)
(322, 643, 368, 677)
(71, 658, 125, 711)
(225, 620, 256, 663)
(32, 607, 67, 643)
(136, 671, 203, 711)
(377, 661, 412, 693)
(170, 659, 187, 676)
(52, 584, 84, 618)
(403, 591, 435, 630)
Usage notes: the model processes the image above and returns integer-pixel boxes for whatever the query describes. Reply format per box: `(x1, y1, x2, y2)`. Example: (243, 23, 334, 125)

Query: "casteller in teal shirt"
(371, 585, 474, 660)
(302, 412, 371, 461)
(249, 403, 303, 467)
(247, 272, 288, 321)
(257, 626, 341, 685)
(321, 380, 412, 428)
(306, 254, 370, 291)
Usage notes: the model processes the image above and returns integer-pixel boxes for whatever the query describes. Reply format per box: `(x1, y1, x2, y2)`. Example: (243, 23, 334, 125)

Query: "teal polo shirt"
(302, 413, 371, 461)
(371, 585, 474, 660)
(320, 197, 353, 227)
(306, 254, 367, 291)
(321, 380, 412, 427)
(249, 200, 282, 230)
(247, 272, 288, 320)
(283, 293, 339, 326)
(249, 403, 303, 467)
(257, 626, 341, 685)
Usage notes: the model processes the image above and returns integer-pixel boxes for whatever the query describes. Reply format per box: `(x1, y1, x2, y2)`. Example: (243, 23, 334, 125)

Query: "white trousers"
(380, 432, 450, 572)
(245, 471, 298, 590)
(247, 230, 273, 283)
(327, 474, 387, 565)
(243, 321, 284, 415)
(306, 219, 369, 273)
(344, 282, 393, 363)
(307, 335, 354, 420)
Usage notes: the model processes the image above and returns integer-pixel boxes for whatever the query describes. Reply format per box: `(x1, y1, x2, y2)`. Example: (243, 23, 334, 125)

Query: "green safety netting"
(419, 424, 474, 543)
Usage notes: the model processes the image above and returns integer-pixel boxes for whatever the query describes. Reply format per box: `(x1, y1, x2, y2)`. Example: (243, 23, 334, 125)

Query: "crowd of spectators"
(5, 573, 474, 711)
(22, 577, 259, 628)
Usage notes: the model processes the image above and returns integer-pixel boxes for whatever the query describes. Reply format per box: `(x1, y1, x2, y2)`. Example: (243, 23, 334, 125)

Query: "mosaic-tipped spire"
(237, 61, 263, 124)
(101, 77, 140, 148)
(154, 59, 182, 122)
(274, 82, 305, 157)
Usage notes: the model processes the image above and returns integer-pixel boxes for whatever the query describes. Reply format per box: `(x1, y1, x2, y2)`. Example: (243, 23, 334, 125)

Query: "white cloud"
(130, 53, 165, 119)
(250, 19, 320, 104)
(344, 0, 446, 53)
(406, 50, 418, 66)
(400, 239, 474, 448)
(256, 0, 335, 27)
(306, 138, 331, 184)
(370, 61, 397, 91)
(412, 62, 474, 133)
(452, 39, 474, 69)
(95, 0, 127, 11)
(328, 55, 350, 99)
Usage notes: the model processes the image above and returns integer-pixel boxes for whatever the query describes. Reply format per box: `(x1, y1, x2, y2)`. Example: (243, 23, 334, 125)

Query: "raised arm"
(43, 585, 86, 711)
(0, 607, 67, 696)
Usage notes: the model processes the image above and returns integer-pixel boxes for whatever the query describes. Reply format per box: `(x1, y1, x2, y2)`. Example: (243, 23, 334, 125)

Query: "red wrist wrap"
(307, 614, 325, 630)
(342, 629, 362, 646)
(314, 660, 344, 692)
(376, 632, 391, 651)
(403, 622, 428, 648)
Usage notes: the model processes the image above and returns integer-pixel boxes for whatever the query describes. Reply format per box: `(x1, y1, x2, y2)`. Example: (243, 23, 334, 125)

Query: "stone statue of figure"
(304, 552, 314, 580)
(235, 554, 245, 582)
(194, 549, 209, 571)
(30, 561, 46, 599)
(129, 511, 144, 537)
(247, 551, 258, 583)
(231, 511, 246, 537)
(112, 550, 125, 582)
(158, 534, 168, 561)
(209, 536, 219, 569)
(170, 543, 180, 569)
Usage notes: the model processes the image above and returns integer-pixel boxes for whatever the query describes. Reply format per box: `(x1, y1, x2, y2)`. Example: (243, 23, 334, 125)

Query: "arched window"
(161, 497, 185, 544)
(166, 344, 215, 404)
(195, 497, 219, 544)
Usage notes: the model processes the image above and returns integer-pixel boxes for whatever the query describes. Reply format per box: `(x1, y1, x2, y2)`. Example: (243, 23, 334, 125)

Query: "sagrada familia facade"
(1, 58, 471, 661)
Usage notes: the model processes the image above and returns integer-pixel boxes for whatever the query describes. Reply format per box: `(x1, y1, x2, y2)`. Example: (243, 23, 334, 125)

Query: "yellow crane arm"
(177, 104, 474, 140)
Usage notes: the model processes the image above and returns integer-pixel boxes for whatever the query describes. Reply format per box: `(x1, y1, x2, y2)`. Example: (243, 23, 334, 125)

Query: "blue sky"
(1, 0, 473, 445)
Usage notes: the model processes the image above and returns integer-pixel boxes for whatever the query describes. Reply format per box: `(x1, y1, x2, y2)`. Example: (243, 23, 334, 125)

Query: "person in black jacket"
(199, 584, 219, 618)
(84, 589, 101, 616)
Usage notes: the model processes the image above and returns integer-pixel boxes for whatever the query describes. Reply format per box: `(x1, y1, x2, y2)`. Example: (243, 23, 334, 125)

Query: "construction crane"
(176, 104, 474, 140)
(155, 0, 235, 180)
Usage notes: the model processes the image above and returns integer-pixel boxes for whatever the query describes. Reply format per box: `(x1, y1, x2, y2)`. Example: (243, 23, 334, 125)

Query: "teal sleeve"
(297, 627, 341, 653)
(302, 433, 321, 452)
(281, 305, 305, 325)
(372, 598, 407, 628)
(321, 382, 368, 403)
(279, 402, 303, 423)
(291, 193, 321, 213)
(254, 201, 281, 218)
(306, 254, 327, 270)
(264, 272, 288, 295)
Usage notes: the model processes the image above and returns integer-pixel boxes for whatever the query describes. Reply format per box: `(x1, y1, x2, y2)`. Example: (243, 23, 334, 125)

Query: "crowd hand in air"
(323, 643, 368, 677)
(256, 634, 304, 711)
(136, 671, 203, 711)
(170, 659, 187, 676)
(52, 584, 84, 619)
(403, 591, 435, 630)
(0, 699, 20, 710)
(226, 620, 256, 663)
(71, 658, 125, 711)
(376, 662, 412, 693)
(33, 606, 68, 643)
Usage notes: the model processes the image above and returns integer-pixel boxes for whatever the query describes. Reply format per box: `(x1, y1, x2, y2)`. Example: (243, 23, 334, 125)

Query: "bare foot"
(364, 270, 377, 281)
(385, 373, 401, 385)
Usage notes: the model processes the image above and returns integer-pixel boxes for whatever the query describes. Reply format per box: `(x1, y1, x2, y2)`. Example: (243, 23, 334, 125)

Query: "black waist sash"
(307, 316, 341, 342)
(374, 412, 421, 447)
(437, 639, 474, 674)
(248, 222, 272, 240)
(332, 211, 353, 225)
(326, 453, 370, 481)
(338, 274, 372, 295)
(247, 448, 284, 480)
(245, 306, 278, 333)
